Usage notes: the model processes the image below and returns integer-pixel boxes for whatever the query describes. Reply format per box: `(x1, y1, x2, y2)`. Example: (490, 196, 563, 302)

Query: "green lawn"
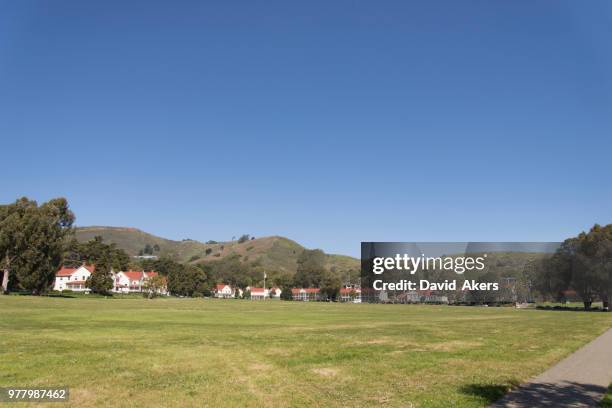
(0, 297, 610, 407)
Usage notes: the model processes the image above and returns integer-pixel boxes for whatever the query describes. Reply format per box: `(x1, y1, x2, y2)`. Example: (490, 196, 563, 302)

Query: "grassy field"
(1, 297, 611, 407)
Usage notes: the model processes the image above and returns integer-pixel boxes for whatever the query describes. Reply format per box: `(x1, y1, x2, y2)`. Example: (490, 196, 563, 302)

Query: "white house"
(54, 265, 94, 292)
(291, 288, 320, 301)
(340, 287, 361, 302)
(113, 270, 164, 294)
(54, 266, 166, 294)
(249, 287, 268, 300)
(214, 284, 234, 298)
(269, 287, 282, 299)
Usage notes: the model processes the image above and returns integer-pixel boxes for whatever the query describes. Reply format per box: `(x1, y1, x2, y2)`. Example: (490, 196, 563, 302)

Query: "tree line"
(534, 224, 612, 310)
(138, 249, 357, 301)
(8, 196, 607, 307)
(0, 197, 356, 298)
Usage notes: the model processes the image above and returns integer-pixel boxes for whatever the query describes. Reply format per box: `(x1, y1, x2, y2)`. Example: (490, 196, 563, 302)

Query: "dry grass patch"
(312, 367, 339, 377)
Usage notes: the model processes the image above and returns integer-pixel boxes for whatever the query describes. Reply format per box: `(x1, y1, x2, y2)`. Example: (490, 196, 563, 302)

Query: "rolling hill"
(74, 226, 360, 276)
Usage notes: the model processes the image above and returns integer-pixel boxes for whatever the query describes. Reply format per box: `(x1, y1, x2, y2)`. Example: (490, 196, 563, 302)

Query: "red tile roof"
(56, 267, 77, 277)
(56, 264, 95, 277)
(250, 287, 266, 293)
(340, 288, 361, 294)
(215, 284, 231, 291)
(291, 288, 320, 294)
(122, 271, 144, 281)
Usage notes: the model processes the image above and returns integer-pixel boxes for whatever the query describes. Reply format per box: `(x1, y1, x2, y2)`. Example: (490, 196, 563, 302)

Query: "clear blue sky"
(1, 1, 611, 257)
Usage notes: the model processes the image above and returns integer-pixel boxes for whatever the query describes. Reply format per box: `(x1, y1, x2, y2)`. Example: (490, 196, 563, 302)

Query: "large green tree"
(278, 275, 294, 301)
(320, 273, 341, 301)
(167, 262, 208, 297)
(0, 197, 74, 294)
(534, 240, 575, 302)
(574, 225, 612, 310)
(294, 249, 327, 287)
(537, 225, 612, 310)
(66, 236, 130, 271)
(85, 258, 113, 294)
(143, 274, 166, 299)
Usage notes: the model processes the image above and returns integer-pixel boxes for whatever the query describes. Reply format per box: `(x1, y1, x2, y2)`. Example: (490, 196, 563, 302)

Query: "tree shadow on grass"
(460, 381, 519, 404)
(462, 381, 607, 407)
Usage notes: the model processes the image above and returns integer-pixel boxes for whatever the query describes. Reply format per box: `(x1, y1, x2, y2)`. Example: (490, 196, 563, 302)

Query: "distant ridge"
(74, 226, 359, 276)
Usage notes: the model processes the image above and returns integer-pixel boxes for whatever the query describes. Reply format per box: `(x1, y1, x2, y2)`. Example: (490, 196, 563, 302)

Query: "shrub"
(143, 291, 158, 299)
(280, 286, 293, 301)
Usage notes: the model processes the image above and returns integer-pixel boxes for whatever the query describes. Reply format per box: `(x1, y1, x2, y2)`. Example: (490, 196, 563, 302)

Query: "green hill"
(74, 226, 359, 276)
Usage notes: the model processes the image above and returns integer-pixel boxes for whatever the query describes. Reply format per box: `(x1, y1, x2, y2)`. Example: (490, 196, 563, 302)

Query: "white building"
(247, 287, 282, 300)
(54, 265, 94, 293)
(214, 284, 234, 298)
(54, 266, 166, 294)
(113, 270, 164, 294)
(340, 287, 361, 302)
(291, 288, 320, 301)
(250, 287, 268, 300)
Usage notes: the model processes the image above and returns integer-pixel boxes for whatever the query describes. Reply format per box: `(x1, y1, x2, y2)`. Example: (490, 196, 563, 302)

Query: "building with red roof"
(339, 287, 362, 302)
(269, 287, 282, 299)
(54, 265, 95, 292)
(245, 287, 282, 300)
(291, 287, 321, 301)
(249, 287, 266, 300)
(113, 270, 166, 294)
(213, 284, 234, 298)
(54, 265, 166, 295)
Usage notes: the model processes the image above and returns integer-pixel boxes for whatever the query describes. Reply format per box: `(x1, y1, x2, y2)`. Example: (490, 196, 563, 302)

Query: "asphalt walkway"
(490, 328, 612, 407)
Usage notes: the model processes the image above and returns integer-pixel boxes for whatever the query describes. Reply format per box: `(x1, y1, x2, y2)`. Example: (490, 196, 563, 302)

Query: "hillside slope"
(74, 226, 359, 275)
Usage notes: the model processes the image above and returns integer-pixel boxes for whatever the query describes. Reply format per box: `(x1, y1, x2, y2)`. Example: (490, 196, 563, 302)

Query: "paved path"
(490, 328, 612, 408)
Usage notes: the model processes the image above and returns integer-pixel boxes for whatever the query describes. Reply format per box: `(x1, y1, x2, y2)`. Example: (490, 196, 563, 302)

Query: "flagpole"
(263, 270, 266, 300)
